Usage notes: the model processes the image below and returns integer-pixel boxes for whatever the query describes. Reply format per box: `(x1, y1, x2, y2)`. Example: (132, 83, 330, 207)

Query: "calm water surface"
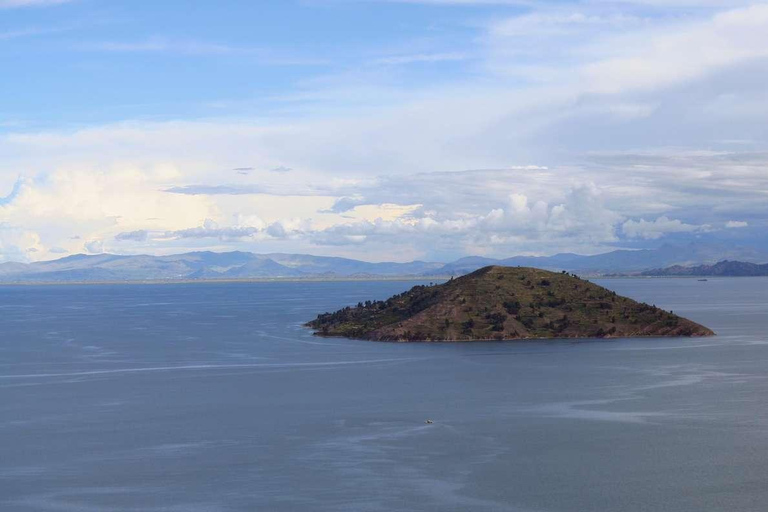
(1, 278, 768, 511)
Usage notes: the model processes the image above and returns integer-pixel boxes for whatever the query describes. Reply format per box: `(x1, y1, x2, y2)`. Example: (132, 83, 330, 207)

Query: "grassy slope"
(307, 266, 714, 341)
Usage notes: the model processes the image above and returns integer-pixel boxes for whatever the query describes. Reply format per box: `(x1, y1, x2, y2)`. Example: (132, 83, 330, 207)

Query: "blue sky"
(1, 0, 767, 262)
(1, 0, 505, 125)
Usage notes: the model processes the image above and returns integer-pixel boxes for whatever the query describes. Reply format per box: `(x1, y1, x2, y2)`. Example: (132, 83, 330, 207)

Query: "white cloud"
(309, 184, 621, 255)
(0, 225, 43, 263)
(622, 216, 709, 239)
(115, 230, 149, 242)
(114, 215, 310, 245)
(2, 1, 768, 262)
(84, 239, 104, 254)
(726, 220, 748, 228)
(165, 225, 262, 240)
(321, 195, 368, 214)
(579, 5, 768, 94)
(490, 11, 642, 39)
(0, 163, 216, 260)
(3, 117, 767, 261)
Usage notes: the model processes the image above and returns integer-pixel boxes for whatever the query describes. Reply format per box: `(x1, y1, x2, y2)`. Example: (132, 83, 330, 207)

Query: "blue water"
(2, 278, 768, 511)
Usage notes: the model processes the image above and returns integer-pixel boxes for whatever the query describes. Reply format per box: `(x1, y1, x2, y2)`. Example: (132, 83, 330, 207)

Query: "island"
(306, 266, 714, 341)
(642, 260, 768, 277)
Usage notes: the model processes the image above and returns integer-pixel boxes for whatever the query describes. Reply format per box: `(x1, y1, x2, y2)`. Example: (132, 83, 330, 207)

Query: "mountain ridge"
(1, 243, 766, 283)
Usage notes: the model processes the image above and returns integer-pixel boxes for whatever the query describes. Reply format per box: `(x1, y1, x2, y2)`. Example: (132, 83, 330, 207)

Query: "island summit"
(306, 266, 714, 341)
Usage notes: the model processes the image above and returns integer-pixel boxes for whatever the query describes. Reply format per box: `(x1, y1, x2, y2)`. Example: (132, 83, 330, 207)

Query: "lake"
(2, 277, 768, 511)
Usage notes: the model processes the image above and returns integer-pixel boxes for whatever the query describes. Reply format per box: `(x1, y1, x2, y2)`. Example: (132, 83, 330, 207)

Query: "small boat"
(698, 279, 708, 282)
(424, 419, 433, 424)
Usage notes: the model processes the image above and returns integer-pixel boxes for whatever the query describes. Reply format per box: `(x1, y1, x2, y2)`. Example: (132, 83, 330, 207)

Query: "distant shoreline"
(4, 251, 766, 286)
(0, 276, 453, 287)
(1, 274, 767, 287)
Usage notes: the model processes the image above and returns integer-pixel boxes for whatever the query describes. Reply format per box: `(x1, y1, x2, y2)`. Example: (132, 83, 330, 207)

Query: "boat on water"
(698, 279, 708, 281)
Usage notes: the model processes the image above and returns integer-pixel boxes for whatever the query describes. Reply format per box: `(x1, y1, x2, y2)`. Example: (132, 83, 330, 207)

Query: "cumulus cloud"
(309, 184, 622, 255)
(164, 182, 318, 196)
(622, 216, 709, 239)
(0, 164, 215, 261)
(0, 225, 43, 262)
(114, 216, 304, 243)
(140, 219, 239, 240)
(164, 225, 262, 239)
(726, 220, 748, 228)
(320, 195, 368, 214)
(84, 239, 104, 254)
(266, 222, 287, 238)
(165, 185, 267, 196)
(115, 230, 149, 242)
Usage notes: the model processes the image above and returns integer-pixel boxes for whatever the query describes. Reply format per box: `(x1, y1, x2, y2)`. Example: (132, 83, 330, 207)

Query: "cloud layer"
(1, 1, 767, 262)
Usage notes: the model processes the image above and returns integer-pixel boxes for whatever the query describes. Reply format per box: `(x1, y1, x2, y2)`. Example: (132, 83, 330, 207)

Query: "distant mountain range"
(0, 252, 444, 283)
(1, 242, 766, 283)
(642, 260, 768, 277)
(426, 242, 768, 276)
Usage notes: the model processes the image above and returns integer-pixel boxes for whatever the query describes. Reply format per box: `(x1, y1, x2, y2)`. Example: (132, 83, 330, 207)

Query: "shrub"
(503, 300, 521, 315)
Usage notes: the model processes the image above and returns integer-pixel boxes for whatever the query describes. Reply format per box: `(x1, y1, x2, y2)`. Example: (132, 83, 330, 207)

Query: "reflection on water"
(1, 277, 768, 511)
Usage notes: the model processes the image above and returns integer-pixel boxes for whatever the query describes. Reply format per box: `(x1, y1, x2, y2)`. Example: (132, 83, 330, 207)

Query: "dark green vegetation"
(307, 266, 714, 341)
(642, 260, 768, 277)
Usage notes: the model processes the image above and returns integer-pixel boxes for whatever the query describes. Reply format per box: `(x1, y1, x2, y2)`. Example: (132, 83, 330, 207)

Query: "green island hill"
(306, 266, 715, 341)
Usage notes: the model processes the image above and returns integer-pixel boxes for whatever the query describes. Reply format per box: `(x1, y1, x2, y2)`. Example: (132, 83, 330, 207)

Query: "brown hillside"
(307, 266, 714, 341)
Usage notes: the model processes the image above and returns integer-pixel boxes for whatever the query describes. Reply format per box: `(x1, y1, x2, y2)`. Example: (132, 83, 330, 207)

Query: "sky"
(1, 0, 767, 263)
